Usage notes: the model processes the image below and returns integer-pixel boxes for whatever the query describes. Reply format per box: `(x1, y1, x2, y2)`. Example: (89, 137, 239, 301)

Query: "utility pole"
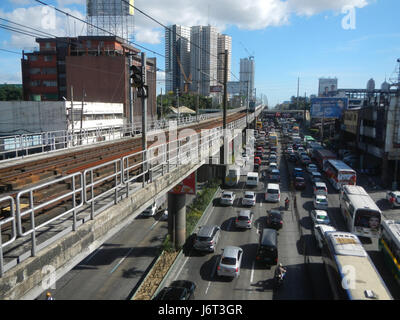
(221, 49, 228, 172)
(70, 85, 74, 146)
(128, 54, 134, 128)
(177, 88, 181, 122)
(141, 52, 147, 187)
(296, 76, 300, 109)
(160, 87, 163, 119)
(80, 88, 85, 145)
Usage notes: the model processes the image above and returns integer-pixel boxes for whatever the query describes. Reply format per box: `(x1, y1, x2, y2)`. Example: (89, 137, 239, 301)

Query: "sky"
(0, 0, 399, 106)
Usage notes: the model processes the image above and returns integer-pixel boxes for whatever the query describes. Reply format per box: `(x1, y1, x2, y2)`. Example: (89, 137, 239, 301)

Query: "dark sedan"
(153, 280, 196, 300)
(294, 176, 306, 189)
(266, 210, 283, 230)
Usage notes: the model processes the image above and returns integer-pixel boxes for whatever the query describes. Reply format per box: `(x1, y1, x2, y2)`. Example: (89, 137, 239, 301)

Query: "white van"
(246, 172, 259, 187)
(265, 183, 281, 203)
(313, 182, 328, 196)
(225, 166, 240, 187)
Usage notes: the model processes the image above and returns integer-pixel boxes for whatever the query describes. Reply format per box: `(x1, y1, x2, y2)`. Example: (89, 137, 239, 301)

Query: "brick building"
(21, 36, 157, 124)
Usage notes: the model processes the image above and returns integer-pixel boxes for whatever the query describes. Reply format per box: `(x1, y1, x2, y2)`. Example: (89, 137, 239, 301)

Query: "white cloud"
(132, 0, 371, 44)
(0, 5, 87, 50)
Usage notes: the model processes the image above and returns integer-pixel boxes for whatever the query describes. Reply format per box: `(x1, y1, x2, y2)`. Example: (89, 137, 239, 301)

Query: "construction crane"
(239, 41, 254, 59)
(175, 52, 192, 94)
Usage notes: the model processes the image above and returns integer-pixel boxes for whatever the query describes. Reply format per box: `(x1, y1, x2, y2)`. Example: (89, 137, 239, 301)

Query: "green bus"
(379, 220, 400, 286)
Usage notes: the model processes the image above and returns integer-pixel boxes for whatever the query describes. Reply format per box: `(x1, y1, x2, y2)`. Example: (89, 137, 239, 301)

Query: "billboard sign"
(310, 97, 348, 119)
(210, 85, 223, 93)
(169, 172, 196, 195)
(318, 78, 338, 97)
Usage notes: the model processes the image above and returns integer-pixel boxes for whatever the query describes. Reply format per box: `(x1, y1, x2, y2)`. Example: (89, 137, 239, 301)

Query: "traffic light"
(130, 65, 143, 88)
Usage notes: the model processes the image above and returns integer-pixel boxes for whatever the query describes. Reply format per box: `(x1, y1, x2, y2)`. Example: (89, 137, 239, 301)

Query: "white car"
(242, 191, 256, 206)
(160, 209, 168, 221)
(386, 191, 400, 208)
(217, 246, 243, 278)
(220, 191, 235, 206)
(313, 195, 328, 210)
(313, 224, 336, 249)
(268, 162, 278, 172)
(307, 163, 318, 173)
(142, 203, 157, 217)
(310, 209, 331, 226)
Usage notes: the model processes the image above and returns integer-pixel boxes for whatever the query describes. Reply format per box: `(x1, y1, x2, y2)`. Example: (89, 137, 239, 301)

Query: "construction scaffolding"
(86, 0, 135, 43)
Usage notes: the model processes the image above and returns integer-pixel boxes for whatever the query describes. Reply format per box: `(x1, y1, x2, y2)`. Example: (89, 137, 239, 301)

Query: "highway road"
(161, 134, 330, 300)
(37, 123, 400, 300)
(37, 195, 194, 300)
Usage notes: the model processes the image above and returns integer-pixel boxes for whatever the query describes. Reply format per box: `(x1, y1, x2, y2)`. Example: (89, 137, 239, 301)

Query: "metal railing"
(0, 106, 254, 162)
(0, 113, 250, 276)
(0, 196, 17, 277)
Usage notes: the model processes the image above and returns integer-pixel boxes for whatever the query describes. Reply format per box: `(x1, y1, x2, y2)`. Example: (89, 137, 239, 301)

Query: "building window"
(44, 56, 53, 62)
(43, 81, 57, 87)
(30, 80, 40, 87)
(29, 55, 38, 61)
(45, 42, 52, 49)
(29, 68, 41, 75)
(42, 68, 57, 75)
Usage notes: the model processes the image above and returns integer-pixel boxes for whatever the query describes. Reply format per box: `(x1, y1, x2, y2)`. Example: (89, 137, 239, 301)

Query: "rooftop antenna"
(207, 4, 210, 26)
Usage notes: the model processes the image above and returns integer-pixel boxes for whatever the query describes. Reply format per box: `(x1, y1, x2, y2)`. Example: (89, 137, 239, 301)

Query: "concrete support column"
(168, 192, 186, 250)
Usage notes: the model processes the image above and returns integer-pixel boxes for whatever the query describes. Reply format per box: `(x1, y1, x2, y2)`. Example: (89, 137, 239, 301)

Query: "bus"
(303, 135, 315, 145)
(269, 133, 278, 146)
(322, 231, 392, 300)
(256, 121, 263, 130)
(225, 165, 240, 187)
(379, 220, 400, 286)
(339, 185, 382, 239)
(324, 159, 356, 190)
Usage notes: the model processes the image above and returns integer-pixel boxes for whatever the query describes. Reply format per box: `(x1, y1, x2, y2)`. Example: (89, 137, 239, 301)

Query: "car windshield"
(296, 177, 304, 181)
(223, 194, 232, 199)
(318, 198, 327, 203)
(221, 257, 236, 265)
(197, 236, 212, 242)
(270, 211, 281, 219)
(245, 194, 254, 199)
(268, 189, 279, 194)
(238, 215, 250, 221)
(317, 215, 328, 220)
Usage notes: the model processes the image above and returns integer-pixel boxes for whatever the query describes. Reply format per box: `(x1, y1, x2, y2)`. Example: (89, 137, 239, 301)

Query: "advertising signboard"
(169, 172, 196, 195)
(210, 86, 223, 93)
(310, 97, 348, 119)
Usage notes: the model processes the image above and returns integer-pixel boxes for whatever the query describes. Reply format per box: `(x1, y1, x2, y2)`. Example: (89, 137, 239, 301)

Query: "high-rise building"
(240, 57, 255, 99)
(190, 26, 218, 96)
(217, 34, 232, 83)
(165, 25, 191, 94)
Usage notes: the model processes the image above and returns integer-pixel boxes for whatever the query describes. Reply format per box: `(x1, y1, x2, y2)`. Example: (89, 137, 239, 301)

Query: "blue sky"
(0, 0, 399, 106)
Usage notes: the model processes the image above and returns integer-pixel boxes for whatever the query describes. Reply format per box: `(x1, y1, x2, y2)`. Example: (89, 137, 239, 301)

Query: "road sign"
(169, 172, 196, 195)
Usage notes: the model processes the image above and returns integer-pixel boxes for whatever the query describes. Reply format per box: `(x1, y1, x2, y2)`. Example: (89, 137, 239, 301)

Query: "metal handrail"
(16, 172, 83, 256)
(0, 112, 251, 275)
(0, 196, 17, 276)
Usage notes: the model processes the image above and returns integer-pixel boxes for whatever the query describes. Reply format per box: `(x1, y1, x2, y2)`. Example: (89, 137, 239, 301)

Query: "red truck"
(313, 149, 336, 170)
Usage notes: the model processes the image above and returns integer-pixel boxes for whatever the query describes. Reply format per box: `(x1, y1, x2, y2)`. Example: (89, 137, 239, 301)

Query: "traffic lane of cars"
(164, 180, 275, 300)
(285, 147, 333, 299)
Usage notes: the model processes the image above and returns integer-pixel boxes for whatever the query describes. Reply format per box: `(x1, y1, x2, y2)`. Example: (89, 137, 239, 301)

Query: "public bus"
(304, 135, 315, 145)
(379, 220, 400, 286)
(322, 231, 392, 300)
(256, 121, 263, 130)
(269, 133, 278, 146)
(339, 185, 382, 239)
(324, 159, 356, 190)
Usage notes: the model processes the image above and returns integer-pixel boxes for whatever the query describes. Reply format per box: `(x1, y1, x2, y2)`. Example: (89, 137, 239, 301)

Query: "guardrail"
(0, 115, 247, 276)
(0, 107, 251, 162)
(0, 196, 16, 277)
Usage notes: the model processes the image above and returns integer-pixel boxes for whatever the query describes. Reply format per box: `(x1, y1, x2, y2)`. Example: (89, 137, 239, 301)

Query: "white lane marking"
(173, 256, 190, 281)
(205, 256, 220, 295)
(82, 246, 103, 264)
(109, 247, 134, 274)
(250, 260, 255, 283)
(150, 220, 159, 230)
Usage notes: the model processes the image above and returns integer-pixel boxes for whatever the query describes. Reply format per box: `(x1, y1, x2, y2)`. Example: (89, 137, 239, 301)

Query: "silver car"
(217, 246, 243, 278)
(242, 191, 256, 206)
(235, 210, 254, 229)
(193, 225, 221, 253)
(220, 191, 235, 206)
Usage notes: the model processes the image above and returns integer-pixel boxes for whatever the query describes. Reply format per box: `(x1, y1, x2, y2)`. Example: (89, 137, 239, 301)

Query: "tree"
(0, 85, 22, 101)
(156, 92, 212, 117)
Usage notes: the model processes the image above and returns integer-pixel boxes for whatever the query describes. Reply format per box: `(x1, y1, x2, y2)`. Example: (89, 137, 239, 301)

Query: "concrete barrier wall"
(0, 162, 199, 300)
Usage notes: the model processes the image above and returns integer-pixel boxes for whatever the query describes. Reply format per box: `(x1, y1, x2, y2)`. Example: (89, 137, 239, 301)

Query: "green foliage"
(0, 84, 22, 101)
(157, 92, 213, 117)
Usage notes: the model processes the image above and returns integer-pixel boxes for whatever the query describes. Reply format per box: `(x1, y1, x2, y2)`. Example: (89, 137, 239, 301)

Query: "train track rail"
(0, 111, 248, 242)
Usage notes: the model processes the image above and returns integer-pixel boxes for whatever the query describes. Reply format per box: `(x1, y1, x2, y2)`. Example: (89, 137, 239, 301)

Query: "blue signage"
(310, 97, 348, 119)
